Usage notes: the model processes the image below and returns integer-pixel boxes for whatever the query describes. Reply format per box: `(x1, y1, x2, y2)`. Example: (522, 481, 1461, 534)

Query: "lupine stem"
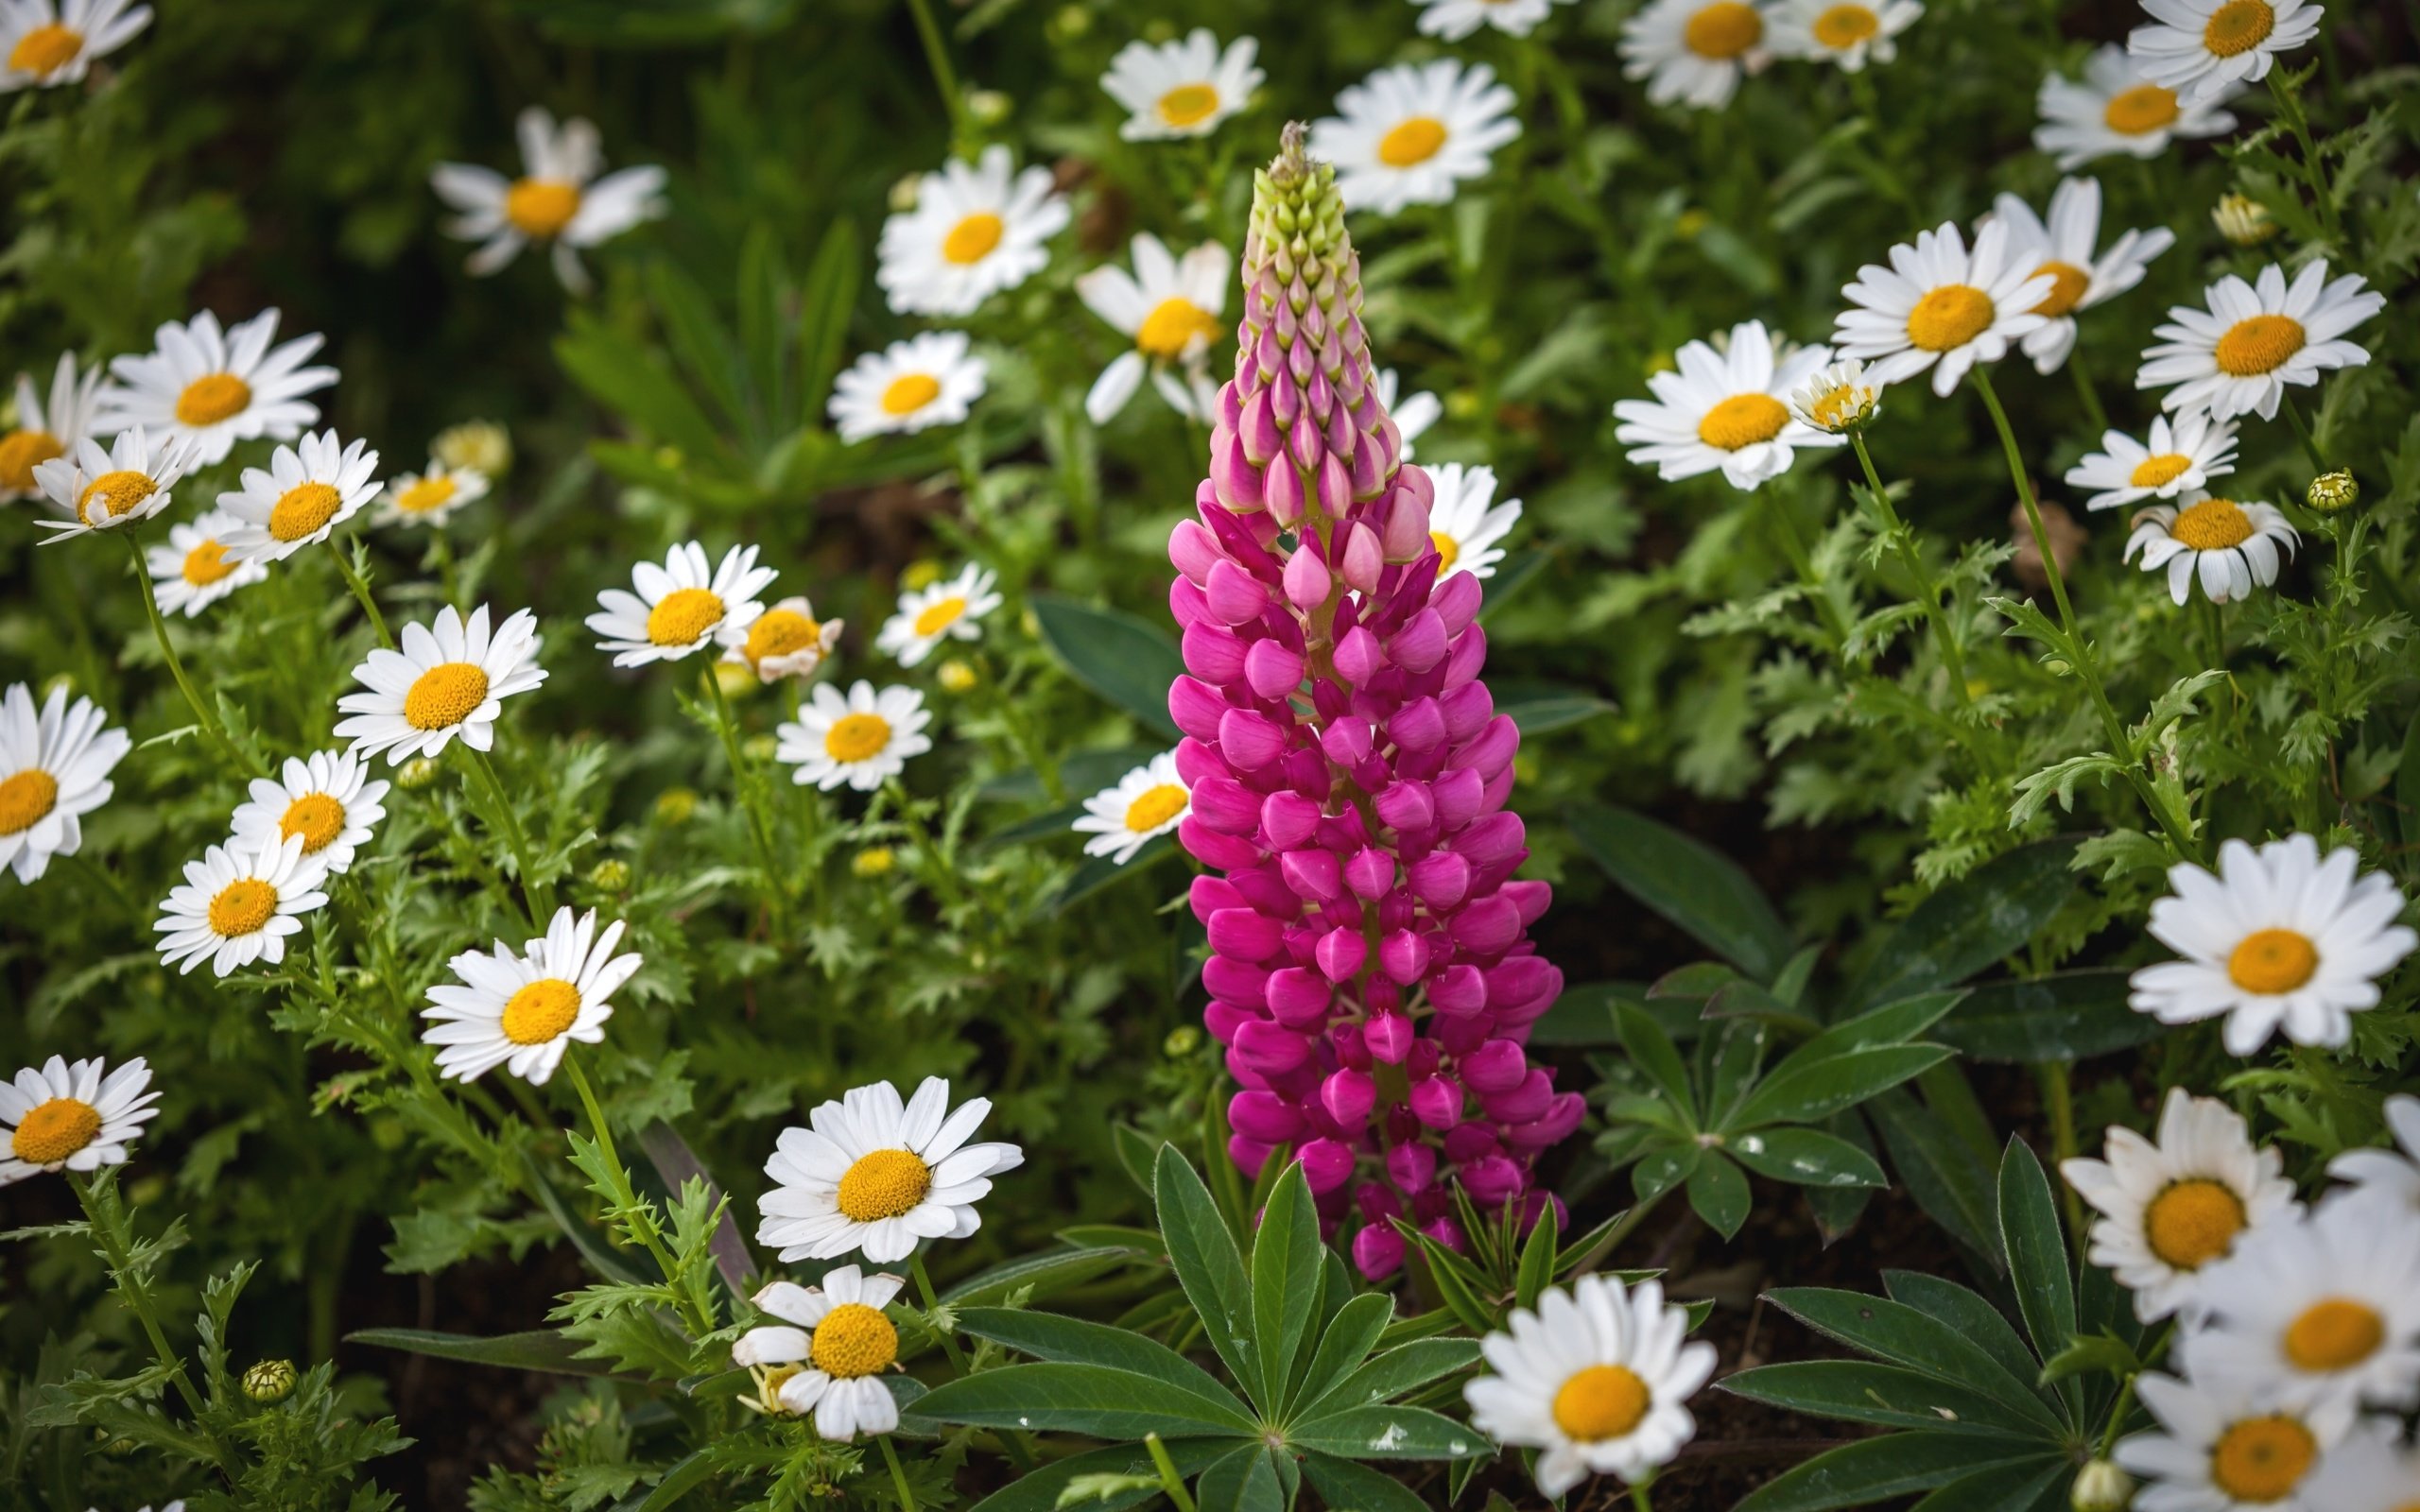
(1144, 1434, 1200, 1512)
(465, 747, 552, 925)
(902, 0, 975, 155)
(122, 530, 260, 778)
(327, 536, 394, 648)
(701, 665, 788, 936)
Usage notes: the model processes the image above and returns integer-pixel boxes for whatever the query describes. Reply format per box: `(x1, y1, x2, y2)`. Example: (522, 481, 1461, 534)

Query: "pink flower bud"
(1460, 1039, 1529, 1094)
(1259, 791, 1321, 850)
(1384, 1142, 1438, 1194)
(1344, 847, 1394, 900)
(1180, 817, 1263, 871)
(1421, 1216, 1466, 1252)
(1376, 928, 1429, 985)
(1332, 625, 1382, 686)
(1322, 1068, 1376, 1127)
(1241, 387, 1282, 466)
(1280, 848, 1343, 902)
(1390, 609, 1448, 674)
(1169, 519, 1223, 585)
(1229, 1134, 1277, 1178)
(1352, 432, 1390, 503)
(1432, 571, 1482, 635)
(1320, 717, 1374, 766)
(1351, 1223, 1406, 1281)
(1282, 544, 1330, 610)
(1362, 1011, 1411, 1064)
(1218, 708, 1288, 771)
(1174, 738, 1226, 789)
(1233, 1019, 1311, 1074)
(1212, 431, 1265, 513)
(1461, 1155, 1523, 1208)
(1188, 777, 1257, 836)
(1204, 560, 1270, 627)
(1169, 577, 1208, 630)
(1201, 956, 1269, 1007)
(1266, 967, 1332, 1028)
(1508, 1092, 1587, 1150)
(1181, 621, 1247, 685)
(1388, 697, 1446, 753)
(1340, 522, 1383, 593)
(1297, 1138, 1355, 1194)
(1454, 715, 1519, 782)
(1374, 781, 1434, 833)
(1455, 813, 1527, 868)
(1208, 906, 1284, 962)
(1168, 677, 1228, 742)
(1229, 1090, 1302, 1143)
(1266, 457, 1307, 526)
(1202, 1000, 1253, 1045)
(1315, 926, 1367, 983)
(1382, 491, 1432, 562)
(1431, 766, 1484, 828)
(1429, 963, 1487, 1016)
(1439, 681, 1493, 743)
(1451, 894, 1522, 954)
(1407, 850, 1472, 911)
(1502, 879, 1552, 926)
(1315, 453, 1355, 518)
(1482, 1069, 1554, 1124)
(1486, 954, 1557, 1011)
(1408, 1075, 1462, 1129)
(1245, 640, 1305, 700)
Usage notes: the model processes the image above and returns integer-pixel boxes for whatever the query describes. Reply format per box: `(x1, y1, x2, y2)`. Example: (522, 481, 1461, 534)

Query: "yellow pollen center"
(1430, 532, 1461, 570)
(745, 609, 820, 665)
(0, 768, 60, 835)
(1377, 116, 1449, 168)
(822, 713, 892, 765)
(2203, 0, 2274, 56)
(1811, 4, 1879, 47)
(1137, 298, 1221, 360)
(1906, 284, 1995, 352)
(880, 373, 942, 416)
(836, 1147, 933, 1222)
(180, 540, 234, 587)
(2031, 261, 2092, 319)
(2283, 1298, 2384, 1373)
(809, 1303, 901, 1379)
(2142, 1178, 2245, 1270)
(2227, 926, 2317, 993)
(2103, 84, 2182, 135)
(2213, 314, 2305, 376)
(1552, 1365, 1651, 1442)
(9, 1097, 100, 1164)
(1697, 392, 1791, 451)
(0, 429, 63, 491)
(1124, 783, 1188, 833)
(403, 662, 491, 730)
(2130, 454, 2193, 490)
(1684, 1, 1764, 59)
(646, 587, 726, 647)
(2172, 498, 2256, 552)
(1807, 386, 1863, 429)
(395, 476, 458, 515)
(279, 793, 347, 853)
(175, 373, 251, 428)
(501, 977, 580, 1045)
(268, 481, 343, 542)
(8, 22, 81, 75)
(942, 212, 1005, 266)
(77, 469, 157, 526)
(1157, 83, 1220, 128)
(208, 878, 278, 937)
(505, 180, 581, 238)
(911, 596, 967, 637)
(2209, 1416, 2315, 1503)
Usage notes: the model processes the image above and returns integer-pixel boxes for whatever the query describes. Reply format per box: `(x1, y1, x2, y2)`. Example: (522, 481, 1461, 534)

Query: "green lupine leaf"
(1733, 1434, 2051, 1512)
(1721, 1361, 2057, 1439)
(1936, 971, 2164, 1063)
(954, 1308, 1246, 1415)
(1250, 1160, 1322, 1416)
(1996, 1139, 2080, 1420)
(1730, 1044, 1953, 1130)
(1763, 1289, 2065, 1431)
(1286, 1403, 1486, 1460)
(1195, 1445, 1284, 1512)
(1033, 594, 1186, 739)
(915, 1362, 1258, 1440)
(1686, 1150, 1753, 1239)
(1297, 1452, 1441, 1512)
(1728, 1127, 1888, 1190)
(1843, 838, 2083, 1012)
(1155, 1143, 1260, 1394)
(1297, 1339, 1482, 1421)
(1569, 802, 1793, 982)
(1295, 1293, 1394, 1412)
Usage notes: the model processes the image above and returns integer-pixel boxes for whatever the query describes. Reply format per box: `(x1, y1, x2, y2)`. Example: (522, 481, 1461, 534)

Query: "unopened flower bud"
(967, 90, 1012, 127)
(433, 420, 511, 477)
(1163, 1024, 1201, 1057)
(901, 559, 942, 592)
(2070, 1459, 2133, 1512)
(243, 1358, 298, 1404)
(743, 733, 778, 763)
(713, 660, 757, 699)
(938, 659, 978, 693)
(397, 756, 441, 791)
(654, 787, 698, 825)
(852, 846, 896, 878)
(2306, 470, 2358, 514)
(2211, 194, 2278, 248)
(587, 859, 631, 892)
(888, 174, 922, 214)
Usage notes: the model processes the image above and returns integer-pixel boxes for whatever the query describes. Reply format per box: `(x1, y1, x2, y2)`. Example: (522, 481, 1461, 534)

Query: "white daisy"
(1613, 321, 1842, 489)
(2326, 1095, 2420, 1216)
(1620, 0, 1774, 111)
(2059, 1088, 2300, 1324)
(732, 1265, 908, 1438)
(1834, 219, 2052, 398)
(1410, 0, 1574, 41)
(1071, 752, 1189, 865)
(1076, 234, 1230, 426)
(2137, 261, 2383, 422)
(215, 430, 382, 565)
(1425, 462, 1522, 578)
(827, 332, 987, 444)
(2115, 1355, 2353, 1512)
(95, 309, 336, 468)
(2189, 1196, 2420, 1413)
(334, 603, 548, 765)
(1986, 177, 2175, 373)
(1767, 0, 1921, 71)
(421, 906, 639, 1086)
(1375, 369, 1442, 458)
(2065, 412, 2239, 512)
(2129, 0, 2321, 105)
(1, 351, 105, 502)
(726, 595, 843, 684)
(1463, 1275, 1718, 1496)
(0, 0, 150, 92)
(774, 681, 932, 792)
(145, 508, 268, 618)
(1309, 60, 1521, 217)
(0, 1055, 158, 1185)
(2131, 834, 2418, 1055)
(756, 1075, 1026, 1264)
(2123, 491, 2299, 607)
(0, 681, 129, 885)
(1787, 357, 1883, 434)
(2305, 1420, 2420, 1512)
(227, 749, 389, 877)
(875, 146, 1069, 318)
(1099, 29, 1261, 140)
(586, 541, 776, 669)
(429, 106, 666, 295)
(26, 426, 188, 542)
(875, 563, 1000, 668)
(2034, 44, 2238, 171)
(153, 833, 331, 977)
(372, 460, 489, 529)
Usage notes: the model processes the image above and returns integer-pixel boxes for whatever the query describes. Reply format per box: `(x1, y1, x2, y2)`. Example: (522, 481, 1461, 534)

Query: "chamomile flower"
(732, 1266, 908, 1437)
(2189, 1197, 2420, 1413)
(1375, 369, 1442, 458)
(1986, 178, 2175, 373)
(1613, 321, 1842, 490)
(1426, 463, 1522, 578)
(2305, 1420, 2420, 1512)
(2130, 834, 2417, 1055)
(1464, 1275, 1718, 1496)
(0, 0, 151, 92)
(1767, 0, 1921, 71)
(1620, 0, 1773, 111)
(1099, 29, 1261, 140)
(827, 332, 988, 444)
(1076, 234, 1231, 424)
(1, 352, 104, 502)
(2066, 412, 2238, 512)
(2115, 1354, 2353, 1512)
(430, 106, 666, 294)
(1310, 60, 1520, 216)
(756, 1075, 1026, 1264)
(774, 681, 932, 792)
(2128, 0, 2321, 105)
(587, 541, 776, 669)
(334, 604, 548, 765)
(2059, 1089, 2299, 1324)
(0, 1056, 157, 1185)
(144, 509, 267, 618)
(875, 564, 1000, 668)
(2326, 1095, 2420, 1215)
(0, 681, 128, 885)
(95, 309, 336, 468)
(215, 430, 381, 565)
(1787, 357, 1883, 434)
(26, 426, 188, 542)
(421, 907, 639, 1086)
(373, 460, 489, 528)
(2123, 492, 2299, 607)
(153, 833, 331, 977)
(228, 749, 389, 877)
(1410, 0, 1574, 41)
(727, 596, 843, 684)
(876, 146, 1069, 318)
(2137, 261, 2383, 422)
(1834, 220, 2051, 397)
(1071, 752, 1189, 865)
(2034, 45, 2238, 171)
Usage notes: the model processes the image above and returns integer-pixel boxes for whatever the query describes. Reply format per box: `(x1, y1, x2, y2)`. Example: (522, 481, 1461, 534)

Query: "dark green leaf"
(1196, 1445, 1284, 1512)
(1870, 1090, 2000, 1261)
(1296, 1294, 1394, 1412)
(556, 319, 724, 460)
(1568, 803, 1793, 982)
(1843, 838, 2082, 1011)
(943, 1246, 1148, 1307)
(961, 1439, 1234, 1512)
(1298, 1451, 1441, 1512)
(1908, 1456, 2071, 1512)
(954, 1309, 1245, 1414)
(636, 1448, 717, 1510)
(345, 1328, 615, 1377)
(1632, 1143, 1701, 1206)
(648, 262, 744, 427)
(1478, 548, 1551, 622)
(1492, 683, 1615, 735)
(736, 223, 788, 428)
(1883, 1272, 2041, 1390)
(1525, 980, 1641, 1047)
(1298, 1339, 1482, 1421)
(1155, 1143, 1260, 1393)
(1937, 971, 2164, 1063)
(797, 217, 860, 421)
(1996, 1139, 2079, 1418)
(1763, 1290, 2064, 1430)
(1046, 838, 1177, 915)
(1617, 1002, 1699, 1123)
(915, 1362, 1257, 1439)
(1513, 1208, 1557, 1311)
(2038, 1332, 2143, 1387)
(1251, 1161, 1322, 1416)
(1730, 1045, 1953, 1130)
(1287, 1403, 1486, 1460)
(1721, 1361, 2059, 1438)
(1804, 1113, 1881, 1244)
(1733, 1434, 2050, 1512)
(1730, 1127, 1887, 1189)
(1033, 595, 1185, 739)
(1687, 1152, 1753, 1239)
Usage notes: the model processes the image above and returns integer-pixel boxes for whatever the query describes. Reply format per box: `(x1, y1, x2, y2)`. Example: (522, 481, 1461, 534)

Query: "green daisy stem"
(886, 781, 966, 912)
(1630, 1474, 1656, 1512)
(877, 1434, 921, 1512)
(908, 1252, 970, 1374)
(1848, 430, 1982, 729)
(1144, 1434, 1200, 1512)
(121, 529, 259, 778)
(326, 535, 395, 649)
(465, 747, 551, 925)
(562, 1052, 685, 1291)
(1760, 484, 1850, 655)
(901, 0, 975, 156)
(2278, 394, 2328, 475)
(701, 664, 788, 937)
(68, 1171, 209, 1420)
(2264, 69, 2341, 246)
(2066, 346, 2109, 437)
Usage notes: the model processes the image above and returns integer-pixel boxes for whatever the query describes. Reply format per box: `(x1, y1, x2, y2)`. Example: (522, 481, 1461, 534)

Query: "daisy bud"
(243, 1358, 298, 1404)
(2306, 470, 2358, 514)
(937, 659, 978, 693)
(587, 859, 631, 892)
(2211, 193, 2278, 248)
(654, 788, 699, 825)
(397, 756, 441, 791)
(851, 847, 895, 877)
(433, 420, 511, 477)
(2070, 1461, 2134, 1512)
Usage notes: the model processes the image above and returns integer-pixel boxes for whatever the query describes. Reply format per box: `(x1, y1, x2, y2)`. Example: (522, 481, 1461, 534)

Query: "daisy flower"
(430, 106, 666, 295)
(373, 460, 489, 528)
(1426, 462, 1522, 578)
(153, 833, 331, 977)
(421, 906, 640, 1086)
(26, 426, 188, 542)
(1620, 0, 1774, 111)
(1833, 219, 2051, 397)
(2130, 834, 2417, 1055)
(2128, 0, 2321, 105)
(1071, 752, 1189, 865)
(875, 563, 1000, 668)
(1463, 1275, 1718, 1496)
(1375, 369, 1442, 458)
(727, 595, 843, 684)
(1613, 321, 1842, 489)
(1099, 29, 1261, 140)
(875, 146, 1069, 318)
(0, 0, 151, 92)
(215, 430, 381, 565)
(2115, 1352, 2352, 1512)
(335, 604, 548, 765)
(1, 351, 104, 502)
(586, 541, 776, 669)
(1787, 357, 1883, 434)
(228, 749, 389, 877)
(0, 681, 129, 885)
(2137, 261, 2383, 422)
(2326, 1095, 2420, 1215)
(2066, 412, 2238, 512)
(2034, 44, 2238, 171)
(774, 681, 932, 792)
(0, 1055, 158, 1185)
(95, 309, 336, 468)
(1076, 234, 1231, 425)
(732, 1266, 908, 1437)
(756, 1075, 1026, 1264)
(1767, 0, 1921, 71)
(1309, 60, 1520, 217)
(2305, 1420, 2420, 1512)
(2059, 1088, 2299, 1324)
(827, 332, 987, 444)
(1410, 0, 1574, 41)
(2123, 491, 2299, 607)
(1986, 178, 2175, 373)
(2189, 1197, 2420, 1413)
(144, 508, 268, 619)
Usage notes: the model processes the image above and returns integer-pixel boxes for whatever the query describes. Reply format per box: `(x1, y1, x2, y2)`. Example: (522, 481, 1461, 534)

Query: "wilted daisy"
(2034, 44, 2237, 171)
(1620, 0, 1773, 110)
(1833, 220, 2050, 397)
(2326, 1095, 2420, 1215)
(0, 0, 151, 92)
(2115, 1355, 2352, 1512)
(0, 681, 128, 885)
(1, 352, 104, 502)
(1767, 0, 1920, 71)
(2066, 412, 2238, 512)
(1787, 357, 1882, 434)
(154, 833, 331, 977)
(422, 906, 639, 1086)
(228, 749, 389, 877)
(2306, 1420, 2420, 1512)
(1987, 178, 2174, 374)
(1426, 463, 1522, 579)
(2123, 492, 2298, 607)
(1099, 28, 1260, 140)
(2131, 834, 2418, 1055)
(1076, 234, 1230, 425)
(2190, 1197, 2420, 1413)
(2059, 1089, 2298, 1324)
(96, 309, 335, 468)
(728, 595, 843, 684)
(2137, 261, 2383, 422)
(144, 508, 268, 618)
(876, 146, 1069, 318)
(587, 541, 775, 669)
(373, 460, 489, 528)
(27, 426, 188, 542)
(2128, 0, 2320, 104)
(733, 1267, 908, 1437)
(0, 1056, 157, 1185)
(1614, 321, 1842, 490)
(215, 430, 381, 565)
(1375, 369, 1442, 458)
(1463, 1275, 1718, 1496)
(828, 332, 988, 444)
(1410, 0, 1573, 41)
(774, 681, 932, 792)
(1071, 752, 1189, 865)
(875, 563, 1000, 668)
(1309, 60, 1520, 217)
(429, 107, 666, 294)
(756, 1075, 1026, 1264)
(335, 604, 548, 765)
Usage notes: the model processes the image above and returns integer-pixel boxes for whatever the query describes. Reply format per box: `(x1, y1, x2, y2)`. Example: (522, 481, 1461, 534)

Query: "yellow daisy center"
(1696, 392, 1790, 451)
(1430, 531, 1461, 570)
(1123, 783, 1188, 833)
(1551, 1365, 1651, 1442)
(2172, 497, 2256, 553)
(1137, 297, 1221, 360)
(1906, 284, 1995, 352)
(501, 977, 581, 1045)
(942, 212, 1004, 266)
(1377, 116, 1448, 168)
(2213, 314, 2305, 376)
(1811, 5, 1880, 48)
(0, 768, 60, 835)
(0, 429, 63, 492)
(8, 22, 81, 76)
(2142, 1178, 2244, 1270)
(268, 481, 343, 542)
(2283, 1297, 2384, 1374)
(10, 1096, 100, 1165)
(756, 1360, 806, 1411)
(279, 793, 347, 853)
(208, 878, 278, 937)
(395, 475, 458, 515)
(2103, 83, 2182, 135)
(810, 1303, 900, 1379)
(2228, 926, 2317, 993)
(822, 713, 892, 764)
(836, 1147, 933, 1222)
(176, 373, 252, 428)
(1684, 1, 1764, 59)
(744, 609, 821, 666)
(2030, 261, 2092, 319)
(2129, 454, 2193, 490)
(880, 373, 942, 416)
(1157, 83, 1220, 128)
(403, 662, 491, 730)
(1806, 385, 1865, 430)
(77, 469, 157, 526)
(911, 595, 968, 638)
(2203, 0, 2274, 57)
(181, 540, 235, 587)
(505, 180, 581, 238)
(646, 587, 726, 647)
(2209, 1416, 2314, 1503)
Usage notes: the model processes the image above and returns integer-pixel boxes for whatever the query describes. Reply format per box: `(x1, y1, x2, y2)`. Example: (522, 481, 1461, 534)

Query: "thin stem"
(2097, 1369, 2142, 1458)
(878, 1435, 920, 1512)
(2066, 347, 2109, 437)
(122, 530, 259, 777)
(702, 665, 788, 936)
(887, 781, 966, 911)
(2279, 395, 2328, 475)
(466, 747, 552, 925)
(2038, 1060, 2085, 1251)
(327, 537, 394, 648)
(911, 1252, 1039, 1470)
(2264, 70, 2342, 246)
(69, 1173, 208, 1419)
(901, 0, 976, 155)
(1849, 432, 1984, 732)
(1630, 1475, 1656, 1512)
(563, 1053, 686, 1289)
(1144, 1433, 1200, 1512)
(1761, 485, 1851, 653)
